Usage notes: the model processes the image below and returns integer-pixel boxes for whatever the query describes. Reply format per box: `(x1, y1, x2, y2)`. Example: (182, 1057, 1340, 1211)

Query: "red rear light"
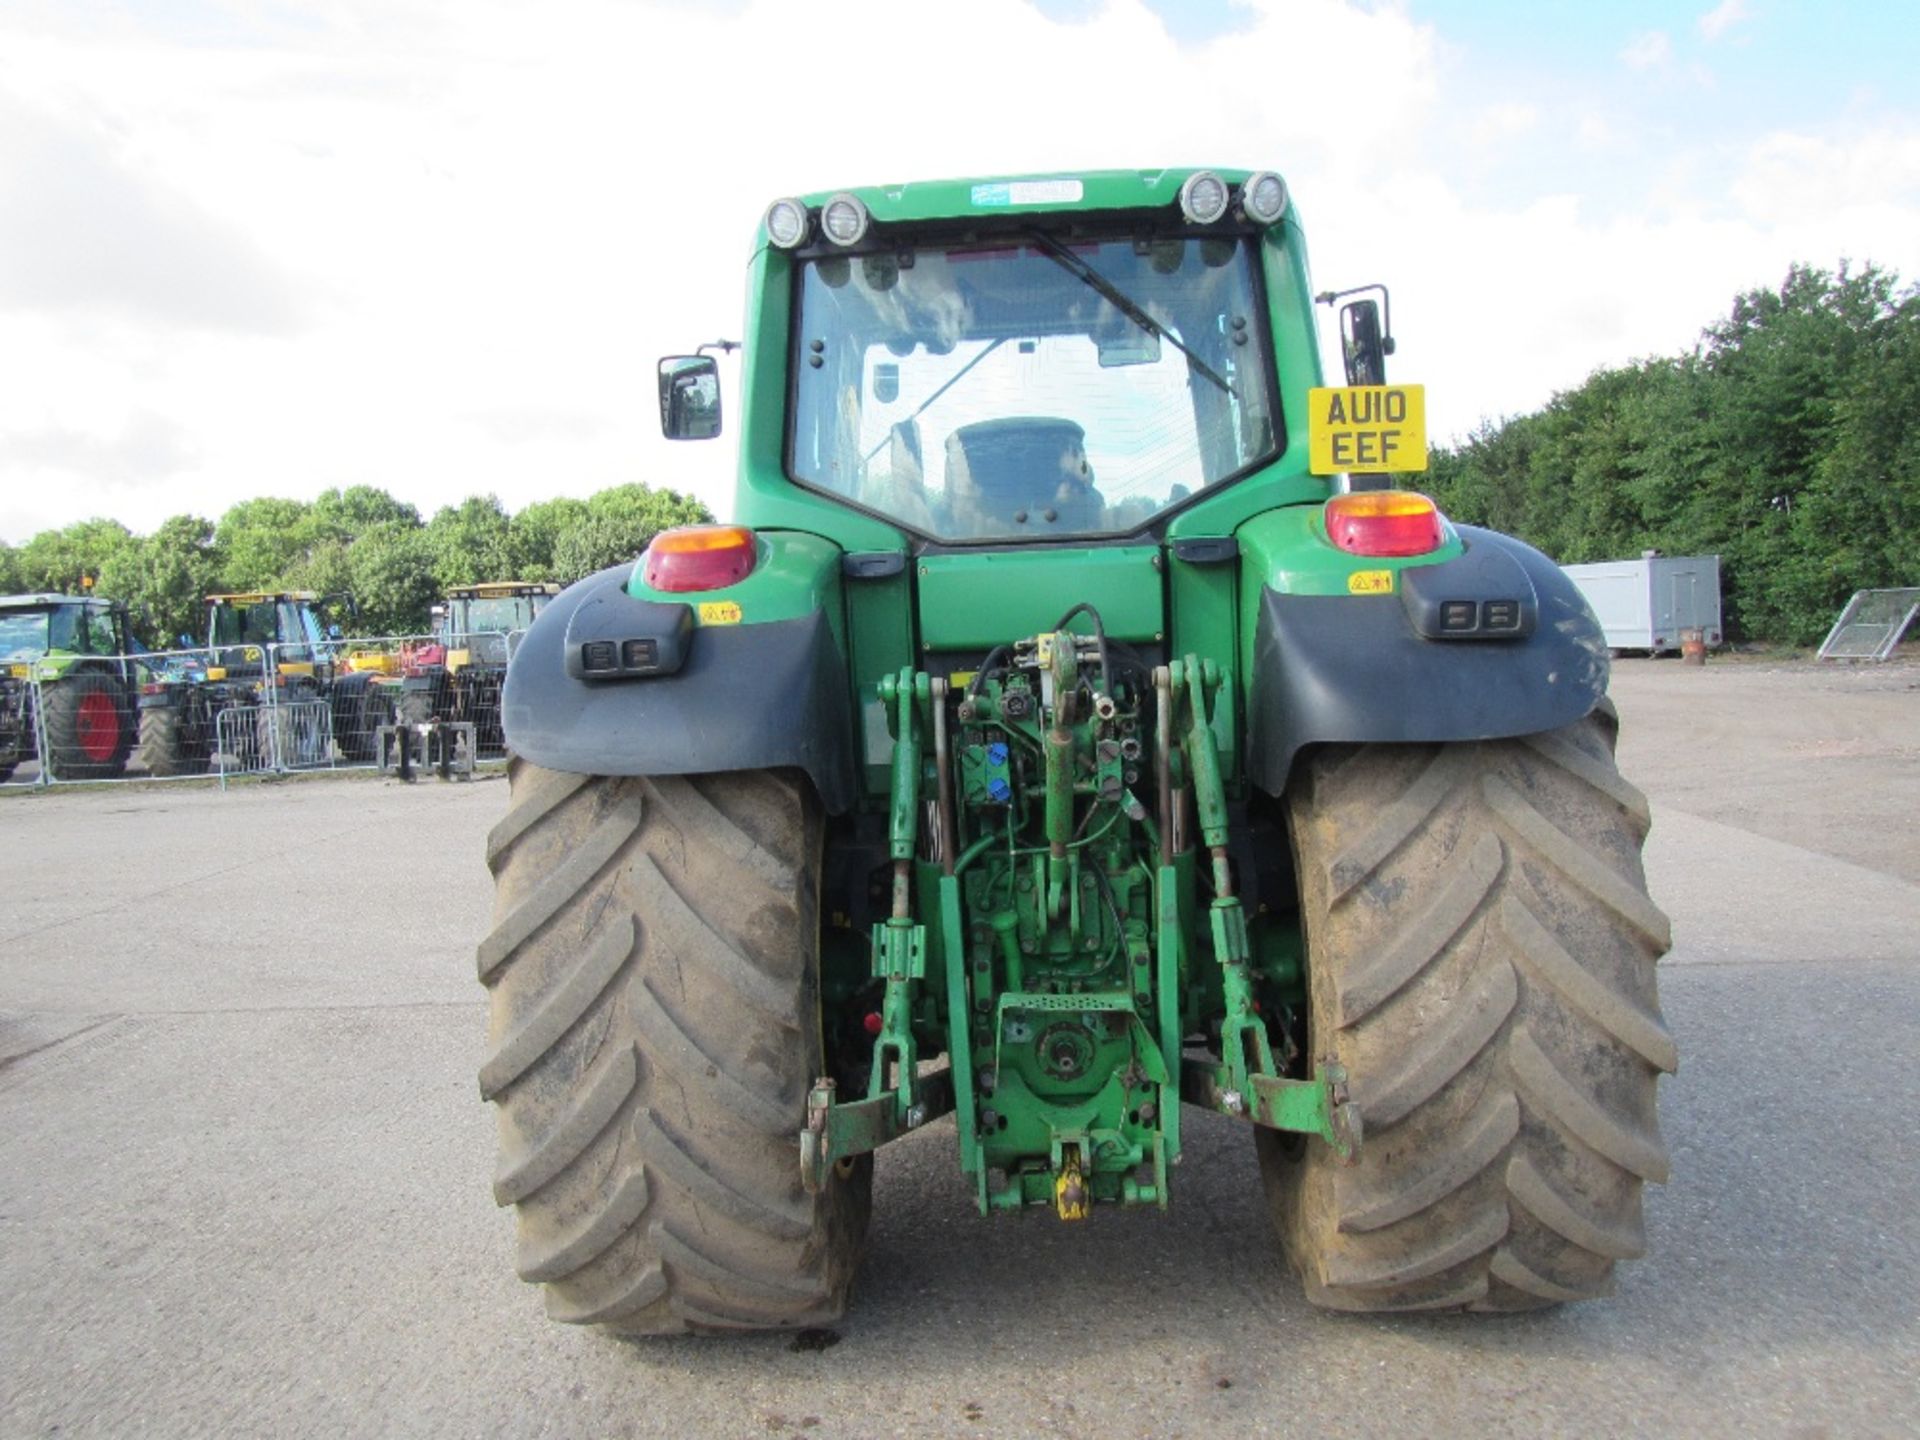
(641, 525, 757, 593)
(1324, 490, 1444, 557)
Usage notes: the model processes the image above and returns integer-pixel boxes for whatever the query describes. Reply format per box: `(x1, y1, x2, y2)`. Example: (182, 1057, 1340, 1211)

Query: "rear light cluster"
(641, 525, 756, 593)
(1324, 490, 1444, 558)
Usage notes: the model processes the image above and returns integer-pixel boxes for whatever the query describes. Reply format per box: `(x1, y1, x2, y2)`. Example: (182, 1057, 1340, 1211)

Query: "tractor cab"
(441, 582, 559, 670)
(203, 593, 335, 682)
(0, 593, 134, 671)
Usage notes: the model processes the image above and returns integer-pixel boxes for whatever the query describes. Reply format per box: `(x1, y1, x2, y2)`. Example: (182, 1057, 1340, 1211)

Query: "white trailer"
(1561, 553, 1723, 654)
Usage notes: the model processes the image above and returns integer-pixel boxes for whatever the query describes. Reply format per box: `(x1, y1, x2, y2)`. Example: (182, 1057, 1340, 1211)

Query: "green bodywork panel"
(1236, 503, 1464, 597)
(915, 548, 1162, 650)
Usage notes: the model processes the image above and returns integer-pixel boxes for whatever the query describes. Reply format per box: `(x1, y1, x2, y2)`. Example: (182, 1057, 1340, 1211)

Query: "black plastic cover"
(562, 586, 694, 680)
(502, 566, 857, 814)
(843, 552, 907, 579)
(1246, 526, 1608, 794)
(1397, 532, 1538, 639)
(1171, 537, 1239, 565)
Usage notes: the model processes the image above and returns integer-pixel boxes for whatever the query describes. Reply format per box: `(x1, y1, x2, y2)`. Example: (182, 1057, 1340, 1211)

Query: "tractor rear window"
(789, 234, 1280, 541)
(458, 598, 534, 635)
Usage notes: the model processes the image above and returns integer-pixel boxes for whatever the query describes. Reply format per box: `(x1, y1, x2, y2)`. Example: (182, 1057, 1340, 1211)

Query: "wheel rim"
(78, 690, 120, 761)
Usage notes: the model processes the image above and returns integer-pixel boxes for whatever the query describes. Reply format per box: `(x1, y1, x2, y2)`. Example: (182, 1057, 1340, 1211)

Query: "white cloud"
(1575, 112, 1619, 152)
(1698, 0, 1751, 42)
(1621, 30, 1673, 70)
(1470, 102, 1539, 147)
(0, 0, 1447, 538)
(1731, 123, 1920, 226)
(0, 0, 1916, 539)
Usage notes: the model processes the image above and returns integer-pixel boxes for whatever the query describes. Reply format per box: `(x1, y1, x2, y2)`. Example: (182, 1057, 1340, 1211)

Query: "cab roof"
(206, 592, 320, 604)
(0, 592, 117, 609)
(792, 167, 1263, 228)
(447, 582, 561, 599)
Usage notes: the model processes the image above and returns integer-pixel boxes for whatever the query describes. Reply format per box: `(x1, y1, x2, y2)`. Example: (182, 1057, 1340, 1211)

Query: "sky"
(1, 0, 1916, 543)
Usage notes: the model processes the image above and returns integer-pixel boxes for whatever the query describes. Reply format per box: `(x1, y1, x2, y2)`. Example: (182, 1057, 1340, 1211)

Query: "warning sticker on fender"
(1347, 569, 1395, 595)
(698, 602, 743, 625)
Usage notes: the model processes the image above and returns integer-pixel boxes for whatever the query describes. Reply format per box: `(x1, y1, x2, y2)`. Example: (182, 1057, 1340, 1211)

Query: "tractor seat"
(945, 418, 1101, 534)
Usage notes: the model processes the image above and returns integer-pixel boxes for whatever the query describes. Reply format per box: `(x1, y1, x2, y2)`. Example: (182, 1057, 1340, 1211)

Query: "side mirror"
(1340, 298, 1393, 387)
(327, 624, 343, 641)
(659, 355, 722, 440)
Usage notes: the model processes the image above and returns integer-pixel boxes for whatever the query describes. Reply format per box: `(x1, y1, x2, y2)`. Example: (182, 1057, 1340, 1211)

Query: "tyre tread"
(1267, 718, 1674, 1314)
(479, 760, 867, 1334)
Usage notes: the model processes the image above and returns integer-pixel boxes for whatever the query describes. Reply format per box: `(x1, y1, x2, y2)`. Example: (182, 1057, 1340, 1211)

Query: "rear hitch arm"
(800, 1068, 957, 1193)
(801, 665, 945, 1191)
(1179, 1056, 1363, 1164)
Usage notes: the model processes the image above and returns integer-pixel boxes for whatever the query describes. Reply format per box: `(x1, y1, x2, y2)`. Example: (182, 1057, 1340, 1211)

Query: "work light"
(1241, 170, 1288, 224)
(764, 198, 810, 249)
(821, 193, 871, 246)
(1178, 170, 1229, 224)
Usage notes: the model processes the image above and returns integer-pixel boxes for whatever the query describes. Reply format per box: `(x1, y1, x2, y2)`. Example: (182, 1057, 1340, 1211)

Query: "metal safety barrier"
(1818, 588, 1920, 661)
(0, 630, 512, 790)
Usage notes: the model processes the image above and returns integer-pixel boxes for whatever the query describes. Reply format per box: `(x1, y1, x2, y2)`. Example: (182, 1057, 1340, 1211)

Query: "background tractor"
(479, 169, 1674, 1332)
(398, 582, 558, 754)
(138, 591, 395, 775)
(0, 592, 140, 781)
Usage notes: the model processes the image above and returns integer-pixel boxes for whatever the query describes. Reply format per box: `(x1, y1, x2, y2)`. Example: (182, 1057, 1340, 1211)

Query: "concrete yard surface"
(1, 656, 1916, 1438)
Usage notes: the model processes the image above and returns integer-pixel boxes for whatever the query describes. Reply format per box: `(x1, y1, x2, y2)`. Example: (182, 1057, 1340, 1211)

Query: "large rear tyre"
(479, 760, 871, 1333)
(1261, 707, 1675, 1312)
(137, 704, 210, 776)
(41, 671, 134, 779)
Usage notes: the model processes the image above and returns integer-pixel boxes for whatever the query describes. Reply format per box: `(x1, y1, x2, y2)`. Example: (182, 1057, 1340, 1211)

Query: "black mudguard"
(1246, 526, 1609, 794)
(500, 566, 857, 814)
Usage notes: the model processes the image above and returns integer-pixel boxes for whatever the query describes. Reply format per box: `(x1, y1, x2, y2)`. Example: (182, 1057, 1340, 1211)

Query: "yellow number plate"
(8, 664, 28, 678)
(1308, 384, 1428, 475)
(698, 601, 743, 625)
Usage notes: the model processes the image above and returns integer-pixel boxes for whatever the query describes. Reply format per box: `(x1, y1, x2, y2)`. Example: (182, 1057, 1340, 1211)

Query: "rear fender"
(501, 533, 857, 814)
(1239, 515, 1609, 795)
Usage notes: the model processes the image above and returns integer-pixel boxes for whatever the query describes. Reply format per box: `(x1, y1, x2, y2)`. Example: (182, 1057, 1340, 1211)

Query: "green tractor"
(399, 582, 560, 754)
(138, 591, 394, 775)
(0, 592, 140, 782)
(479, 169, 1674, 1331)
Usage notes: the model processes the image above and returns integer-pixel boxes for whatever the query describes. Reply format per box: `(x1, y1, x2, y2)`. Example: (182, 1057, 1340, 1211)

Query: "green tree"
(551, 484, 711, 582)
(508, 497, 590, 580)
(216, 498, 312, 590)
(425, 495, 515, 588)
(1797, 287, 1920, 636)
(95, 515, 223, 647)
(306, 485, 421, 543)
(15, 518, 136, 594)
(347, 524, 440, 637)
(1429, 261, 1916, 644)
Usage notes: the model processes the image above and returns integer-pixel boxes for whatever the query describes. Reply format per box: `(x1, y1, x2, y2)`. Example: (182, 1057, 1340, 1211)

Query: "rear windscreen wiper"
(1025, 230, 1233, 396)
